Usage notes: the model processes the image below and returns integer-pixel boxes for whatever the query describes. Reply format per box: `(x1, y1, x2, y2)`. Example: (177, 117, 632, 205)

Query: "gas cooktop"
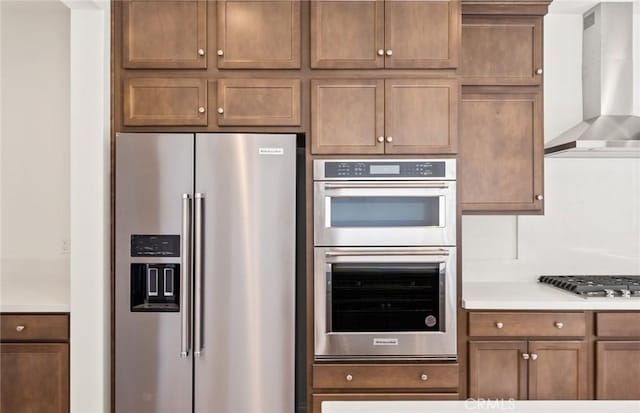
(538, 275, 640, 298)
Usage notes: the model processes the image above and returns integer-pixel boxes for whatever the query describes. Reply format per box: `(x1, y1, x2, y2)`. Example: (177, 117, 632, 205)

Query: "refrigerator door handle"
(180, 194, 192, 358)
(194, 193, 204, 357)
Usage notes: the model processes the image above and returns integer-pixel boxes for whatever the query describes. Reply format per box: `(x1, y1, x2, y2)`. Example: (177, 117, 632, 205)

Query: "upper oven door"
(314, 181, 456, 246)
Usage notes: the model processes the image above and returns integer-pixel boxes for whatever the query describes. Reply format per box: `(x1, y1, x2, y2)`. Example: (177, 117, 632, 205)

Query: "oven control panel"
(324, 161, 447, 179)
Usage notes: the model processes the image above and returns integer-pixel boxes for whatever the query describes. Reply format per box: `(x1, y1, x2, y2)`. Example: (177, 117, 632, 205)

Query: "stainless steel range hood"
(544, 3, 640, 158)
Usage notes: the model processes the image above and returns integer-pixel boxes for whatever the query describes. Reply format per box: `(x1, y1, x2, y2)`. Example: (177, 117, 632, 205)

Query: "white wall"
(462, 10, 640, 282)
(0, 1, 70, 285)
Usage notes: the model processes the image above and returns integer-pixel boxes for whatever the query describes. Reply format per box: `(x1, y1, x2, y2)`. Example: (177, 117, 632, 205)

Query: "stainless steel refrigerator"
(115, 133, 297, 413)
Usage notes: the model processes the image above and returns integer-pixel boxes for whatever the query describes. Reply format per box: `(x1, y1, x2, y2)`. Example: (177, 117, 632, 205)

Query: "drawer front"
(216, 79, 300, 126)
(468, 312, 586, 337)
(1, 314, 69, 342)
(313, 364, 459, 389)
(124, 78, 208, 126)
(597, 313, 640, 337)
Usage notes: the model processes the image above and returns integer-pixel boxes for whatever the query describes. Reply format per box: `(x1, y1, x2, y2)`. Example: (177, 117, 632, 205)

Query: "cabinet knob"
(377, 136, 385, 143)
(536, 68, 543, 75)
(217, 107, 224, 114)
(345, 374, 353, 382)
(198, 107, 206, 114)
(15, 325, 25, 332)
(377, 49, 385, 56)
(554, 321, 564, 329)
(522, 353, 530, 360)
(386, 49, 393, 56)
(496, 322, 504, 329)
(217, 49, 224, 56)
(531, 353, 538, 361)
(420, 373, 428, 381)
(386, 136, 393, 143)
(536, 194, 544, 201)
(198, 48, 205, 56)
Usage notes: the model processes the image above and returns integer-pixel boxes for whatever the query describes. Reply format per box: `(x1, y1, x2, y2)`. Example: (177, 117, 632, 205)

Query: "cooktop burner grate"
(538, 275, 640, 298)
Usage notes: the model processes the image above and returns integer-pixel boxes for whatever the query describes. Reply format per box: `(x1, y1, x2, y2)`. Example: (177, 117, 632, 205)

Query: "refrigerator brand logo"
(258, 147, 284, 155)
(373, 338, 399, 346)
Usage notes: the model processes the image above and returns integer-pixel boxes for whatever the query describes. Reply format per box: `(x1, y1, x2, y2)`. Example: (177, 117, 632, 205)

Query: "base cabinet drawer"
(313, 364, 459, 390)
(312, 393, 459, 412)
(469, 312, 586, 337)
(1, 314, 69, 341)
(596, 313, 640, 337)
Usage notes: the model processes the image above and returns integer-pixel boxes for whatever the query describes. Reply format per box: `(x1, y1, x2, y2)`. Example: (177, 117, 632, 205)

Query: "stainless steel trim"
(314, 246, 457, 359)
(323, 182, 449, 189)
(194, 192, 204, 357)
(325, 248, 450, 257)
(313, 159, 457, 181)
(180, 193, 192, 358)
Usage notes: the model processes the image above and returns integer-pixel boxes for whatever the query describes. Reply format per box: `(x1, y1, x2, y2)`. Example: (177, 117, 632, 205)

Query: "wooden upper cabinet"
(311, 79, 384, 155)
(311, 0, 384, 69)
(385, 0, 460, 69)
(385, 78, 458, 154)
(460, 88, 543, 213)
(528, 341, 588, 400)
(216, 79, 300, 126)
(469, 341, 528, 400)
(596, 341, 640, 400)
(461, 16, 543, 85)
(123, 1, 207, 69)
(216, 0, 300, 69)
(124, 78, 208, 126)
(311, 0, 459, 69)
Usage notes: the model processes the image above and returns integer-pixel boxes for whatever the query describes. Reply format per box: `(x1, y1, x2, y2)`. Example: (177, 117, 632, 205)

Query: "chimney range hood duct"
(544, 3, 640, 158)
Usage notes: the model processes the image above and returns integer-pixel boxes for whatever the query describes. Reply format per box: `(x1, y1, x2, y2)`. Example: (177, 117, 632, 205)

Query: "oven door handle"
(322, 182, 449, 190)
(325, 248, 450, 257)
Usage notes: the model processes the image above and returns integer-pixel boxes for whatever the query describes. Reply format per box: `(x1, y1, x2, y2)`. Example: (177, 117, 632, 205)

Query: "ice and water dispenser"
(130, 235, 181, 312)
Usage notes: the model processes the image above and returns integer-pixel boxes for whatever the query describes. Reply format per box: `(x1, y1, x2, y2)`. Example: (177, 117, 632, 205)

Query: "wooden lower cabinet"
(0, 313, 70, 413)
(596, 341, 640, 400)
(469, 340, 587, 400)
(312, 393, 459, 413)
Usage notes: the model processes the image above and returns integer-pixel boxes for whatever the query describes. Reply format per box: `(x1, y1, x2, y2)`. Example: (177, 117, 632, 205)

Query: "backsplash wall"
(462, 12, 640, 282)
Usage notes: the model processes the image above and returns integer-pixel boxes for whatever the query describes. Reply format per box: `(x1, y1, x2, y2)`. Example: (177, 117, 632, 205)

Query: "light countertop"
(321, 401, 640, 413)
(0, 274, 70, 313)
(463, 281, 640, 310)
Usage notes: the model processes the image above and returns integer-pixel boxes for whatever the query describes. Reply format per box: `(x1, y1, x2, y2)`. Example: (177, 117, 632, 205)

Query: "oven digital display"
(369, 165, 400, 175)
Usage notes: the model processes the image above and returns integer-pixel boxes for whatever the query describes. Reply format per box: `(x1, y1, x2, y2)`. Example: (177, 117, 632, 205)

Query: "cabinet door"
(310, 0, 384, 69)
(124, 78, 208, 126)
(528, 341, 588, 400)
(216, 79, 300, 126)
(461, 16, 542, 85)
(123, 0, 207, 69)
(384, 0, 460, 68)
(596, 341, 640, 400)
(385, 78, 458, 154)
(469, 341, 527, 400)
(311, 79, 384, 155)
(460, 88, 543, 213)
(1, 343, 69, 413)
(217, 0, 300, 68)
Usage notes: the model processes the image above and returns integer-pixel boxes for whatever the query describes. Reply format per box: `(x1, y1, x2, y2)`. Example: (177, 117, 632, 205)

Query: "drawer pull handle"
(15, 325, 25, 332)
(496, 322, 504, 329)
(377, 49, 385, 56)
(197, 48, 205, 56)
(345, 374, 353, 382)
(420, 373, 428, 381)
(554, 321, 564, 329)
(198, 107, 206, 114)
(522, 353, 530, 360)
(531, 353, 538, 361)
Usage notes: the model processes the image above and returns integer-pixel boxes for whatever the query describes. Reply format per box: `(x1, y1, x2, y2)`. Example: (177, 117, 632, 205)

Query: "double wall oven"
(314, 159, 457, 360)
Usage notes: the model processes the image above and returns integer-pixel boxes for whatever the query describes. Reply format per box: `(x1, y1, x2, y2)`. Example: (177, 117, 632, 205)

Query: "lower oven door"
(314, 247, 457, 360)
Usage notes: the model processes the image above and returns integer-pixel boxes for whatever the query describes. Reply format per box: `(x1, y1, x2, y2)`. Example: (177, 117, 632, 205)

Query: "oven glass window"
(330, 197, 440, 227)
(329, 263, 442, 332)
